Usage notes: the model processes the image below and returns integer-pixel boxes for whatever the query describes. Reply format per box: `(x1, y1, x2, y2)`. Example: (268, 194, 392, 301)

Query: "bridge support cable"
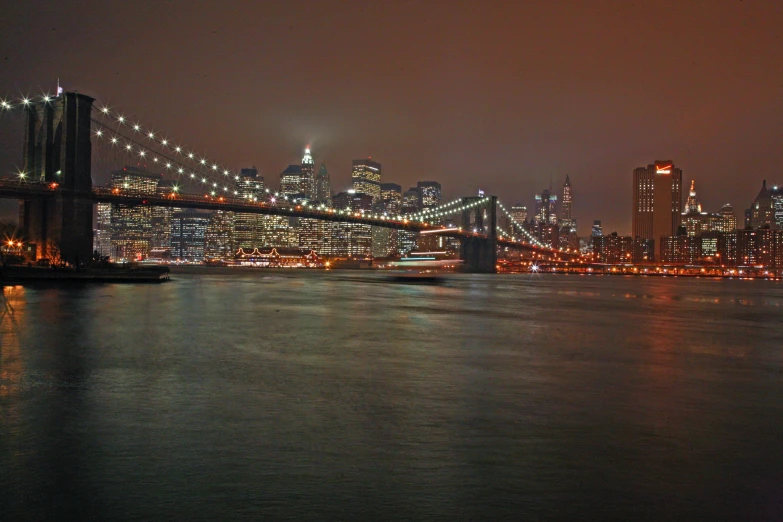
(495, 200, 547, 248)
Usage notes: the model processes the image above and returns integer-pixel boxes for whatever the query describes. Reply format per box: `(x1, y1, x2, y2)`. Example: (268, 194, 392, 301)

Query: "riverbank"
(0, 265, 170, 284)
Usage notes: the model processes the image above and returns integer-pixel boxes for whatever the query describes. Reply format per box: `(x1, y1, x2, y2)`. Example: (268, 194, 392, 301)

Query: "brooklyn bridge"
(0, 91, 574, 272)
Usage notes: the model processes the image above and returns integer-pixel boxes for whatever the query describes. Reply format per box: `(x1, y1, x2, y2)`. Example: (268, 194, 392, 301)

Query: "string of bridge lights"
(496, 201, 546, 248)
(92, 104, 247, 190)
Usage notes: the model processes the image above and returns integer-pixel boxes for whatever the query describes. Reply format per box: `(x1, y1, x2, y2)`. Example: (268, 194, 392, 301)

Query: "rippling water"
(2, 269, 783, 519)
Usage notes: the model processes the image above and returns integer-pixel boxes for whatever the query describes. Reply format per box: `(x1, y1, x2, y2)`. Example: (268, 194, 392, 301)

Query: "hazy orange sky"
(1, 0, 782, 234)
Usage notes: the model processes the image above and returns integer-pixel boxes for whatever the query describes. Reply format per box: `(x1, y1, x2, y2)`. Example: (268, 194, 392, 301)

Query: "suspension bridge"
(0, 91, 574, 273)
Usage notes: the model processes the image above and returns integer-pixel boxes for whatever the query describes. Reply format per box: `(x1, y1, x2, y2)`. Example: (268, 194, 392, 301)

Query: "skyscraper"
(301, 148, 315, 200)
(558, 175, 577, 249)
(372, 183, 402, 257)
(718, 203, 738, 233)
(534, 189, 557, 225)
(417, 181, 442, 210)
(280, 164, 304, 197)
(330, 191, 374, 257)
(632, 160, 683, 260)
(351, 159, 382, 202)
(110, 167, 161, 260)
(171, 210, 211, 261)
(205, 211, 235, 260)
(314, 161, 332, 205)
(94, 202, 112, 257)
(560, 175, 573, 222)
(591, 220, 603, 237)
(234, 167, 264, 249)
(398, 187, 421, 255)
(747, 180, 777, 229)
(151, 180, 177, 251)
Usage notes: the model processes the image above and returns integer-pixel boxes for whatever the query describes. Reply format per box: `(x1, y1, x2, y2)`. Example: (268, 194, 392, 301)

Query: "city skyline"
(1, 1, 783, 235)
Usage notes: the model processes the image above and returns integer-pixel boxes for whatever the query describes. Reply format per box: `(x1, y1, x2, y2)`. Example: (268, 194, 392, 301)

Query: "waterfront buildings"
(632, 160, 683, 260)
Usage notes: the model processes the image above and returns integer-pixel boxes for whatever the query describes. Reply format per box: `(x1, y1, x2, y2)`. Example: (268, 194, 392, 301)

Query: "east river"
(2, 269, 783, 519)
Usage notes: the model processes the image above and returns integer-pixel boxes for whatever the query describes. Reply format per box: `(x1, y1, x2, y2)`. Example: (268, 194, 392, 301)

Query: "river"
(2, 269, 783, 519)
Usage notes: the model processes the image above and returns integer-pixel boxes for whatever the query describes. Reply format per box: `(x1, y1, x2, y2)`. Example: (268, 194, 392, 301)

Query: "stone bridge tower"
(20, 92, 94, 265)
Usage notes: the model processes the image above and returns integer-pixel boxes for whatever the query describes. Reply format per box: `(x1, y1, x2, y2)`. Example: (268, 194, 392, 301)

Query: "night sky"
(1, 0, 782, 234)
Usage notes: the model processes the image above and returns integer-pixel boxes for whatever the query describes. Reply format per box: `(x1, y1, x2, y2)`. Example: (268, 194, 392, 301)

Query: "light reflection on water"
(2, 270, 783, 519)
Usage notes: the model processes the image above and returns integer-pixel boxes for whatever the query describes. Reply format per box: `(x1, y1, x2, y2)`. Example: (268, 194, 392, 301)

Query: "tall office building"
(591, 220, 603, 237)
(94, 202, 112, 257)
(747, 180, 777, 229)
(109, 167, 161, 260)
(314, 161, 332, 205)
(398, 187, 421, 255)
(330, 191, 374, 257)
(560, 175, 573, 222)
(150, 181, 177, 250)
(205, 211, 235, 260)
(417, 181, 442, 210)
(632, 160, 683, 260)
(301, 148, 315, 200)
(234, 167, 264, 249)
(534, 188, 558, 225)
(372, 183, 402, 257)
(558, 175, 577, 249)
(351, 159, 382, 202)
(280, 164, 304, 197)
(718, 203, 738, 233)
(171, 210, 211, 261)
(510, 205, 527, 226)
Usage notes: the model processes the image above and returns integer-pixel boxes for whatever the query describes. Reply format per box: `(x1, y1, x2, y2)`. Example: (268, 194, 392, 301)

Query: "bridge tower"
(20, 92, 94, 265)
(459, 195, 497, 273)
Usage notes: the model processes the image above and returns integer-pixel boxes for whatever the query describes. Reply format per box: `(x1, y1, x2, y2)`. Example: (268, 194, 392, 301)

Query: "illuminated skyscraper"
(417, 181, 442, 210)
(718, 203, 738, 233)
(558, 175, 577, 249)
(398, 187, 421, 255)
(205, 211, 235, 260)
(351, 159, 382, 202)
(747, 180, 777, 229)
(373, 183, 402, 257)
(151, 180, 176, 250)
(591, 220, 603, 237)
(301, 148, 315, 200)
(234, 167, 264, 249)
(314, 161, 332, 205)
(171, 210, 211, 261)
(560, 175, 573, 221)
(110, 167, 161, 260)
(280, 164, 304, 197)
(534, 189, 557, 225)
(94, 202, 112, 257)
(632, 160, 683, 260)
(330, 191, 373, 257)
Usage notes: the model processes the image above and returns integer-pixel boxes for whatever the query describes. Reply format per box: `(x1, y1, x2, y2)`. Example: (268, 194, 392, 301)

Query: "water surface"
(2, 270, 783, 519)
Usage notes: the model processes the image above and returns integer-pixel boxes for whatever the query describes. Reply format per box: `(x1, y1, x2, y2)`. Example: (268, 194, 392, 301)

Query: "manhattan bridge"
(0, 91, 576, 273)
